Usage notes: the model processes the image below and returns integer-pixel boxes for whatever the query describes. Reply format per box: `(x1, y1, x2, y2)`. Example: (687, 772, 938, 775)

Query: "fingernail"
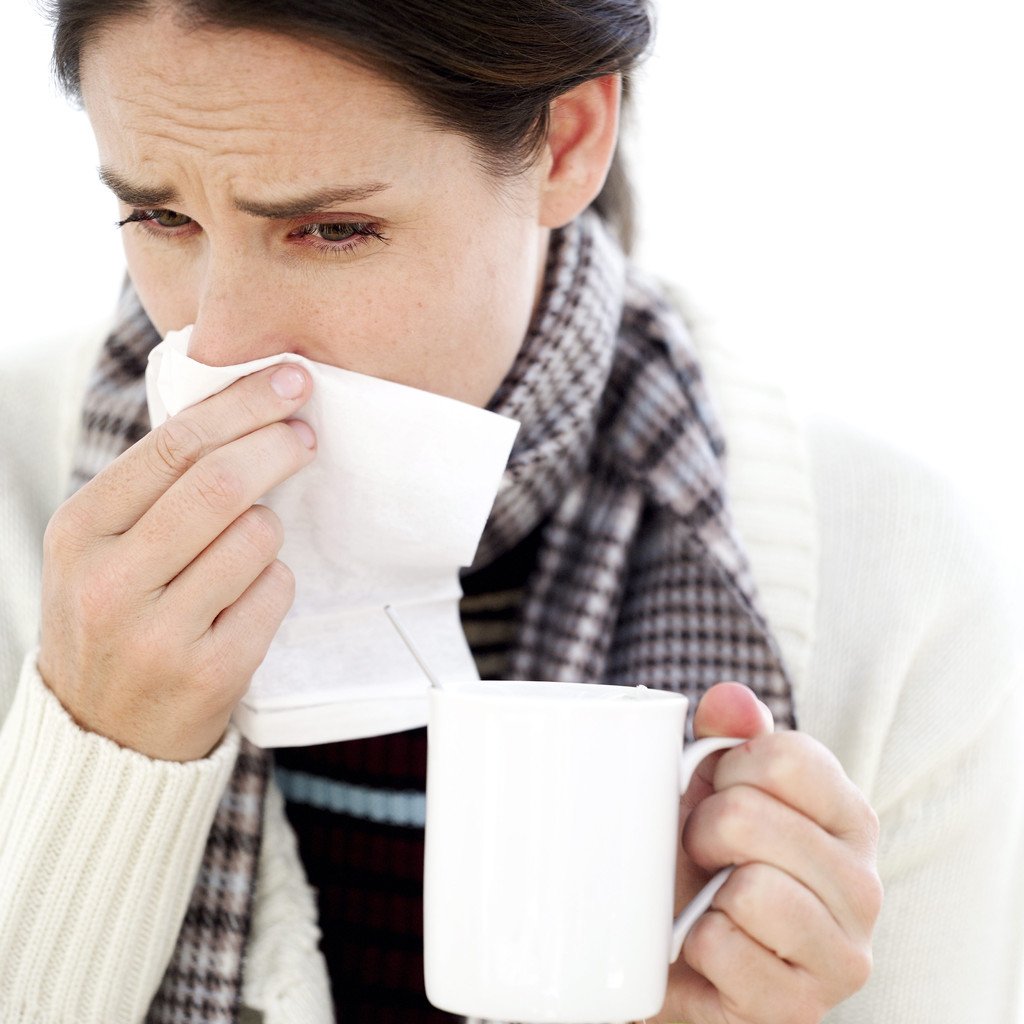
(759, 700, 775, 731)
(271, 365, 305, 399)
(288, 419, 316, 449)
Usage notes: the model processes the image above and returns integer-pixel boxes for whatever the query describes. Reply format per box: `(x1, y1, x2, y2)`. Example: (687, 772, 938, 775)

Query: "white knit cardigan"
(1, 293, 1022, 1024)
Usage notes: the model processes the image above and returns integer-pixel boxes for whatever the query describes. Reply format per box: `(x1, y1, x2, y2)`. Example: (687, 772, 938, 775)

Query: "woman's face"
(79, 12, 554, 406)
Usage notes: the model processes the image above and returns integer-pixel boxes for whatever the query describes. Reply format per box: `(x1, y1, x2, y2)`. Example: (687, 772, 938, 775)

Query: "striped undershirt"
(273, 519, 547, 1023)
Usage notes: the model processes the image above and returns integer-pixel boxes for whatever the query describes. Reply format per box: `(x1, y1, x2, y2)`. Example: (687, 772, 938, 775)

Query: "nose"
(185, 254, 306, 367)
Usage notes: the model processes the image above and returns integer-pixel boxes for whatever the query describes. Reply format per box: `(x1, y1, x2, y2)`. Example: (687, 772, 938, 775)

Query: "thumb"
(682, 682, 773, 814)
(694, 680, 775, 740)
(675, 682, 774, 914)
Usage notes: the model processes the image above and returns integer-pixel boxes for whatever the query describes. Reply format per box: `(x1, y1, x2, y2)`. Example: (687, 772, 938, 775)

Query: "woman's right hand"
(37, 362, 317, 762)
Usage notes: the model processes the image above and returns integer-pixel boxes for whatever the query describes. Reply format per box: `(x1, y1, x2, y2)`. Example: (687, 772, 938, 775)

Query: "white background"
(2, 1, 1022, 619)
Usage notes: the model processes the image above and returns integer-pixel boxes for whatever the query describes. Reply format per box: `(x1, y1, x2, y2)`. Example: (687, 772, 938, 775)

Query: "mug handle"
(670, 735, 748, 962)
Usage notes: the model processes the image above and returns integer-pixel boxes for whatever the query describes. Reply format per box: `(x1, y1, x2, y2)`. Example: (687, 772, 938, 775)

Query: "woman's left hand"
(651, 682, 883, 1024)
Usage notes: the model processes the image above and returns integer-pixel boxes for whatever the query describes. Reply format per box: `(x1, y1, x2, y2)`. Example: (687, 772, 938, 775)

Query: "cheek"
(409, 226, 537, 404)
(321, 226, 536, 406)
(122, 234, 198, 337)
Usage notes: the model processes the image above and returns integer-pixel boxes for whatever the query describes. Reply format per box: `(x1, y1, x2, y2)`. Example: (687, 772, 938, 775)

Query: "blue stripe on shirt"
(274, 765, 426, 829)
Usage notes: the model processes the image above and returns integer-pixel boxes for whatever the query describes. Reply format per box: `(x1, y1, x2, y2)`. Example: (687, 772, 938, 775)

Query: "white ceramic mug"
(423, 679, 746, 1024)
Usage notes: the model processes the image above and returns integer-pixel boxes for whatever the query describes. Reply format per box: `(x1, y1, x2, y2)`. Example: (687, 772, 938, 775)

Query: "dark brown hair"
(47, 0, 655, 251)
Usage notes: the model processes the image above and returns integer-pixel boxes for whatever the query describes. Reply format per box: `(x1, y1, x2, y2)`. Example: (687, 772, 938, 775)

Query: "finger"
(674, 688, 784, 944)
(682, 783, 879, 941)
(75, 362, 312, 537)
(124, 418, 315, 591)
(162, 504, 285, 631)
(694, 681, 774, 740)
(710, 861, 871, 998)
(202, 559, 297, 698)
(682, 683, 773, 813)
(712, 731, 879, 850)
(679, 909, 819, 1024)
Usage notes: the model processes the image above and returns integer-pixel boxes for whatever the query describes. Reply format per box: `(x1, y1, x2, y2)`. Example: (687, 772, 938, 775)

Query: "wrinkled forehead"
(78, 10, 468, 201)
(80, 9, 421, 134)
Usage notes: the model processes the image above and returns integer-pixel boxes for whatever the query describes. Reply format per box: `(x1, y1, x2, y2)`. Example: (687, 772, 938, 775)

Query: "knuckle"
(154, 417, 207, 476)
(828, 941, 874, 1002)
(871, 869, 885, 917)
(682, 907, 724, 969)
(260, 561, 297, 620)
(233, 383, 266, 426)
(850, 944, 874, 992)
(717, 862, 766, 921)
(191, 460, 245, 515)
(855, 863, 885, 923)
(44, 497, 101, 561)
(863, 800, 881, 846)
(271, 418, 309, 457)
(43, 503, 79, 560)
(713, 784, 760, 850)
(760, 743, 802, 795)
(267, 559, 296, 600)
(236, 506, 284, 560)
(760, 730, 818, 790)
(839, 781, 880, 850)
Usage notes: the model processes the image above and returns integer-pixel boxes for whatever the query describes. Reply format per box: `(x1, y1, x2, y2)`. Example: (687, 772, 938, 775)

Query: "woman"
(0, 2, 1020, 1023)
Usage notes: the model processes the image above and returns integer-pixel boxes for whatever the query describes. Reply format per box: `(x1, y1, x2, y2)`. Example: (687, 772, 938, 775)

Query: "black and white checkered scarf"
(69, 208, 796, 1023)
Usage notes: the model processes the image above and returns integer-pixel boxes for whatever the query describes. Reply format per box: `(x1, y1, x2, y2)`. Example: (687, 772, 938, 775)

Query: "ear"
(536, 74, 622, 229)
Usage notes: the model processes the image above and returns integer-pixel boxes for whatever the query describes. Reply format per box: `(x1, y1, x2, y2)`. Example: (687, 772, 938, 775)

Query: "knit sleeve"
(0, 648, 241, 1023)
(833, 676, 1024, 1023)
(0, 326, 106, 724)
(801, 416, 1024, 1023)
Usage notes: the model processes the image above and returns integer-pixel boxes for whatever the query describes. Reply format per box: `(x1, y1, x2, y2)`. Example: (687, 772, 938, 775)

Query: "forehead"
(78, 10, 446, 180)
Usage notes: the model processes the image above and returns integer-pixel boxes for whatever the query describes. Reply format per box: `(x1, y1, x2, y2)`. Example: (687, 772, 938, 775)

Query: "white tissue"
(145, 326, 520, 747)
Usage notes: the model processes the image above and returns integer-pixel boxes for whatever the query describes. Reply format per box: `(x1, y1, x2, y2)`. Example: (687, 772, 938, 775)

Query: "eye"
(115, 208, 194, 231)
(292, 221, 390, 256)
(150, 209, 192, 229)
(310, 223, 361, 243)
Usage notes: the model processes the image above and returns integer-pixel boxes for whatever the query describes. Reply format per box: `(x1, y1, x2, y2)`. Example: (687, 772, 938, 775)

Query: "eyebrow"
(98, 167, 392, 217)
(233, 183, 392, 218)
(99, 167, 178, 208)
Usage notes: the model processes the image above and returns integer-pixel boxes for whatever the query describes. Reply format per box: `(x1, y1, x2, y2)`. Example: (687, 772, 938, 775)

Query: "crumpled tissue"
(145, 325, 520, 747)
